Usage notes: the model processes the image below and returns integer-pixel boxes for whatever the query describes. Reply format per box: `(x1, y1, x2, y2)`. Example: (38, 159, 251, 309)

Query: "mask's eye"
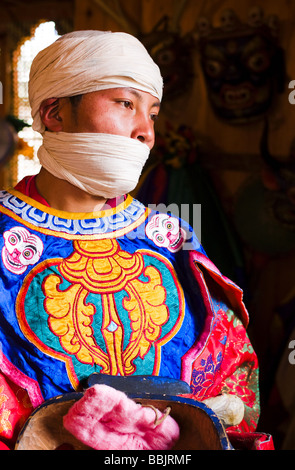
(155, 233, 165, 243)
(23, 248, 34, 260)
(156, 49, 175, 66)
(205, 60, 224, 78)
(247, 52, 270, 73)
(9, 235, 18, 245)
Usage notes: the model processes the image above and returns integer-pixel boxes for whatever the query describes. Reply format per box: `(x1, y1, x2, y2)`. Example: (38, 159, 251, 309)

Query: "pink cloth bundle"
(63, 384, 180, 450)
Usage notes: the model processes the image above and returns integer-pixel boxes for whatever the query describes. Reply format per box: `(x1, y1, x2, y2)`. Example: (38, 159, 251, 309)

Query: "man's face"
(58, 88, 160, 150)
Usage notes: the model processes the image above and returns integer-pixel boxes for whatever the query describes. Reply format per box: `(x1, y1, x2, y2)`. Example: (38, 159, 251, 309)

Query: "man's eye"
(121, 100, 132, 108)
(151, 114, 159, 122)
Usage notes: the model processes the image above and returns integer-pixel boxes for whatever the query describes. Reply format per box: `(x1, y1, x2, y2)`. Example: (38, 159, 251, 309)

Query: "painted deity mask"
(197, 8, 285, 123)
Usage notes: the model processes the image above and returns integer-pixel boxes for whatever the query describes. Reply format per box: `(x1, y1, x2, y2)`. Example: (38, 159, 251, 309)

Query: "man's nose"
(131, 114, 154, 148)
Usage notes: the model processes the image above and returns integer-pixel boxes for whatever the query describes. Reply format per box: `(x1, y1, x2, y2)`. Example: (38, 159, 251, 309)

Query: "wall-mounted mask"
(91, 1, 195, 102)
(197, 7, 285, 124)
(140, 16, 195, 101)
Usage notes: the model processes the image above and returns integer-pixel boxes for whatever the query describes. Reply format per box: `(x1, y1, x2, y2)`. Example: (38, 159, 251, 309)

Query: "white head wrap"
(29, 30, 163, 134)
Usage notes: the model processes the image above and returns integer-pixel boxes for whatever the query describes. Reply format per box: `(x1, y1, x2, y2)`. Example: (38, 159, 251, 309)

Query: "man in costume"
(0, 30, 260, 449)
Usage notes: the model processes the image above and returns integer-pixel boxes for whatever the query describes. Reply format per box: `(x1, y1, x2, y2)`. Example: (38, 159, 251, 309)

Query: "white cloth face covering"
(38, 131, 150, 199)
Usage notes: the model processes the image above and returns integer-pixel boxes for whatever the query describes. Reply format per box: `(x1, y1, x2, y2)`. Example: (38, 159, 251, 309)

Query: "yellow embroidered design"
(0, 386, 12, 434)
(43, 239, 169, 376)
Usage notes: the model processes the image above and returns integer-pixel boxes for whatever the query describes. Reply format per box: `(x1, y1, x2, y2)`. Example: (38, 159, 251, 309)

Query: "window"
(12, 21, 60, 185)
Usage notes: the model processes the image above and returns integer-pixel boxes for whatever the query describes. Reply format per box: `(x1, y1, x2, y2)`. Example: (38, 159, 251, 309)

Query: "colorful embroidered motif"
(191, 352, 223, 398)
(16, 239, 185, 386)
(0, 191, 147, 237)
(145, 213, 186, 252)
(0, 386, 11, 435)
(2, 227, 43, 274)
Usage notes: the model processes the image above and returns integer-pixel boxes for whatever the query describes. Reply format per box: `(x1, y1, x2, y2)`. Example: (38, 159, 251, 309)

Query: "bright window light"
(13, 21, 60, 183)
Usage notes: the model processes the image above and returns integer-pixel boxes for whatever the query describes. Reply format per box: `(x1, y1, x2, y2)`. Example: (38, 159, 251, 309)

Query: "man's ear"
(39, 98, 63, 132)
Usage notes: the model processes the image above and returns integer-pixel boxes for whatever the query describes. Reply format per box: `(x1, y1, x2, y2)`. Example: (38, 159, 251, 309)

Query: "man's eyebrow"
(151, 101, 161, 109)
(125, 87, 161, 108)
